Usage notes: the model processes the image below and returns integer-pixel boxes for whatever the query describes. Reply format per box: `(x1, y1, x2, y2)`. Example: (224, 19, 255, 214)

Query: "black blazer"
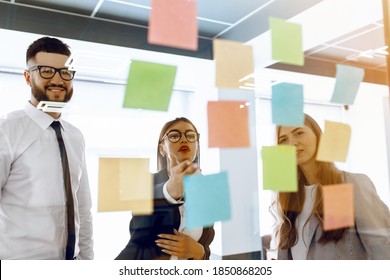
(115, 169, 215, 260)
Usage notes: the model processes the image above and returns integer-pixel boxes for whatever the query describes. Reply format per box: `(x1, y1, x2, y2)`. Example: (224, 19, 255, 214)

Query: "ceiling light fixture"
(374, 46, 388, 55)
(65, 50, 131, 76)
(358, 49, 374, 58)
(356, 46, 388, 59)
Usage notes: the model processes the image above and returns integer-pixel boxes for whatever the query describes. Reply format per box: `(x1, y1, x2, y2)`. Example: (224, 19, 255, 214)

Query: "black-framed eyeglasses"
(160, 130, 199, 143)
(29, 65, 76, 81)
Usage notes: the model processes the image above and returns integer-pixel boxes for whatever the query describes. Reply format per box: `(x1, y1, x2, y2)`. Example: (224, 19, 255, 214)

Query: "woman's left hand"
(155, 229, 205, 260)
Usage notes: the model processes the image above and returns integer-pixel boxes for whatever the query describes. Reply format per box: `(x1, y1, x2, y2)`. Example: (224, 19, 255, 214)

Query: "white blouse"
(163, 183, 203, 259)
(291, 184, 317, 260)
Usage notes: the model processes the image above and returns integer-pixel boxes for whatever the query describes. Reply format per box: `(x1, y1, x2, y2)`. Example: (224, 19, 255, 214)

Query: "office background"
(0, 0, 389, 259)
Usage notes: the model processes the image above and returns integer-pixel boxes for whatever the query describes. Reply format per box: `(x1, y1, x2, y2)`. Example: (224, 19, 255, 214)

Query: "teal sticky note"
(272, 82, 304, 126)
(330, 64, 364, 105)
(270, 17, 304, 66)
(183, 172, 231, 229)
(262, 146, 298, 192)
(123, 60, 177, 111)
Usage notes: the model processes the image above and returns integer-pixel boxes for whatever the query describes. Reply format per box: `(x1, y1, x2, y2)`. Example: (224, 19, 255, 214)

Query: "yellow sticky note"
(207, 101, 250, 148)
(262, 145, 297, 192)
(270, 17, 304, 66)
(316, 121, 351, 162)
(322, 184, 354, 231)
(213, 39, 254, 89)
(98, 158, 153, 215)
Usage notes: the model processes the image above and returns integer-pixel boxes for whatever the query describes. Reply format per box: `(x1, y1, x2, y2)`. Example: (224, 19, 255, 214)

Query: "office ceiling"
(269, 18, 388, 84)
(0, 0, 324, 58)
(0, 0, 388, 84)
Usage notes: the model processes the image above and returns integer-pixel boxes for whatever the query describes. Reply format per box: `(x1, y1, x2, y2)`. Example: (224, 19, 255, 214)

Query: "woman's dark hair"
(26, 36, 71, 64)
(157, 117, 200, 172)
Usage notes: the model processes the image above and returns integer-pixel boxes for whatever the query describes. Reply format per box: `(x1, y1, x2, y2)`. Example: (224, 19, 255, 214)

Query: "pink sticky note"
(207, 101, 250, 148)
(322, 183, 354, 231)
(148, 0, 198, 51)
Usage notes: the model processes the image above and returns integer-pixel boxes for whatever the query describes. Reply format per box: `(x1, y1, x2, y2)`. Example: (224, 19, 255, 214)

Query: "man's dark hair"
(26, 36, 71, 64)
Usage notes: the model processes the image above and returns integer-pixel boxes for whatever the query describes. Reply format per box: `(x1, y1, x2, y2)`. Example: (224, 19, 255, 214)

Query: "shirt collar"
(24, 101, 63, 130)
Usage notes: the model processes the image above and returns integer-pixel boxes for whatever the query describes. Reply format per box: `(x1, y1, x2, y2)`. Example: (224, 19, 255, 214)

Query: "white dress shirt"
(0, 102, 93, 259)
(163, 182, 202, 259)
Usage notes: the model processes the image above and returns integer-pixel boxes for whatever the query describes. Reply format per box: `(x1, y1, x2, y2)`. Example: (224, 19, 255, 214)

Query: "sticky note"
(330, 64, 364, 105)
(98, 158, 153, 215)
(316, 121, 351, 162)
(272, 82, 304, 126)
(270, 17, 304, 66)
(123, 60, 177, 111)
(207, 100, 250, 148)
(148, 0, 198, 50)
(262, 146, 297, 192)
(184, 172, 231, 229)
(322, 183, 354, 231)
(213, 39, 254, 89)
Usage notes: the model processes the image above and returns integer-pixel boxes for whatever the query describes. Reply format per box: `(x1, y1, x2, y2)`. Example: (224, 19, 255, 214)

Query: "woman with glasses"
(115, 117, 215, 260)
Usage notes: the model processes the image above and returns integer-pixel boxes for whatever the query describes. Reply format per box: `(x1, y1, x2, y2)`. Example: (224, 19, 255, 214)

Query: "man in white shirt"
(0, 37, 93, 259)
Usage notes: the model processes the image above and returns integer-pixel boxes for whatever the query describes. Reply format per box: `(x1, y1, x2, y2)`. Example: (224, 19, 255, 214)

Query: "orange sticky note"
(98, 158, 153, 215)
(207, 101, 250, 148)
(148, 0, 198, 51)
(213, 39, 254, 89)
(322, 183, 354, 231)
(316, 121, 351, 162)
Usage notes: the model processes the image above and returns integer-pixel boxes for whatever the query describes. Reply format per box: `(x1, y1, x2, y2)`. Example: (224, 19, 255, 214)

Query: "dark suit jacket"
(115, 169, 215, 260)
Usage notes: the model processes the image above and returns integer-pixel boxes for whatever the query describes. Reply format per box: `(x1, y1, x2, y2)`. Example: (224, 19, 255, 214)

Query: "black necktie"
(51, 121, 75, 260)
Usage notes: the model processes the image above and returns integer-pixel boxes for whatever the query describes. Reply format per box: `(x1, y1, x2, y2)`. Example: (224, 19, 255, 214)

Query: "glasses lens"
(39, 66, 56, 79)
(167, 131, 181, 143)
(185, 131, 198, 142)
(60, 69, 74, 80)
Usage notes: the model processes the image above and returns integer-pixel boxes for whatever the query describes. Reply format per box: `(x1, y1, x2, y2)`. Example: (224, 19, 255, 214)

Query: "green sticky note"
(123, 60, 177, 111)
(270, 17, 304, 66)
(262, 146, 298, 192)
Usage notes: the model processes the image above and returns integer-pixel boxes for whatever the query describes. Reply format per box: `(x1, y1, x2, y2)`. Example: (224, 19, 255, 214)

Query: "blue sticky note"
(272, 82, 304, 126)
(330, 64, 364, 105)
(183, 172, 231, 229)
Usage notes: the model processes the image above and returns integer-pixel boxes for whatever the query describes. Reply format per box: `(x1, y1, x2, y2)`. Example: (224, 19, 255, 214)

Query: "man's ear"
(24, 70, 31, 86)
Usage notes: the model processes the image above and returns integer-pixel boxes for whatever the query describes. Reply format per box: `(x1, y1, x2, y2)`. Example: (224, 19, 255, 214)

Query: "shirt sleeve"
(352, 173, 390, 259)
(0, 126, 13, 195)
(162, 182, 183, 204)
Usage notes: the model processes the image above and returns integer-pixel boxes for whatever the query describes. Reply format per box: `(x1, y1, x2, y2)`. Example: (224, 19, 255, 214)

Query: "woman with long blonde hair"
(273, 114, 390, 259)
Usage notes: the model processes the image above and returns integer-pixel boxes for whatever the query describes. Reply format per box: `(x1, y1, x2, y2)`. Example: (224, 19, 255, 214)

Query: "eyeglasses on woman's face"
(160, 130, 199, 143)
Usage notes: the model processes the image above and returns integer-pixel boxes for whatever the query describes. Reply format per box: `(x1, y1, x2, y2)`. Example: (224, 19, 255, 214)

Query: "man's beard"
(31, 81, 73, 103)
